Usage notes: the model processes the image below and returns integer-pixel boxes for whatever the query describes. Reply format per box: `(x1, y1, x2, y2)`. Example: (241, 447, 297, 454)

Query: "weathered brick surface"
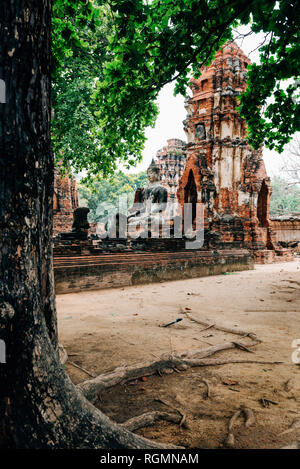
(270, 216, 300, 252)
(54, 249, 254, 294)
(154, 139, 187, 198)
(271, 217, 300, 243)
(53, 168, 78, 236)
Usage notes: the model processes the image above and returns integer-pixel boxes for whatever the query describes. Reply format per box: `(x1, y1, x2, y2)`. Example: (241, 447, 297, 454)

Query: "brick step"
(54, 249, 254, 294)
(53, 249, 250, 269)
(53, 243, 187, 256)
(54, 255, 209, 269)
(54, 249, 247, 261)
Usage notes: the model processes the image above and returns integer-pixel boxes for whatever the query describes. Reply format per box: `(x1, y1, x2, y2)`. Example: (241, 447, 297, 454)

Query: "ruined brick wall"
(271, 216, 300, 245)
(54, 248, 254, 294)
(53, 168, 79, 236)
(177, 41, 277, 254)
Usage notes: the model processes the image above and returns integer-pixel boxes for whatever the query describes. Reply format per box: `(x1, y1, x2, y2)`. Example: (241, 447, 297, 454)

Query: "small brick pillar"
(53, 168, 79, 236)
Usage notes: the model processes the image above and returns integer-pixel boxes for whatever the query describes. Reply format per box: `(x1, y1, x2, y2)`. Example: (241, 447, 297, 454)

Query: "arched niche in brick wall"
(53, 190, 59, 212)
(184, 169, 198, 228)
(257, 179, 269, 227)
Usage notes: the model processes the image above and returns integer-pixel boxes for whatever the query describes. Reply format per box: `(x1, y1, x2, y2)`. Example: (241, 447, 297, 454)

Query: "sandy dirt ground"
(57, 258, 300, 449)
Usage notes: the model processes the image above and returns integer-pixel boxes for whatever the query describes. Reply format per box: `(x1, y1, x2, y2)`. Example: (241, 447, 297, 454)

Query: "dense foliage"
(78, 171, 148, 221)
(238, 1, 300, 152)
(52, 0, 300, 178)
(51, 1, 114, 176)
(270, 176, 300, 214)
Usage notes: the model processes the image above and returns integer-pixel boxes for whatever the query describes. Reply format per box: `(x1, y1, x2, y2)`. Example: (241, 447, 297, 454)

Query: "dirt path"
(57, 259, 300, 449)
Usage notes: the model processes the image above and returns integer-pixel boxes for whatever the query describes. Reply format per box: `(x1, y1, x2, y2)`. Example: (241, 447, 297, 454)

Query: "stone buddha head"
(147, 160, 161, 184)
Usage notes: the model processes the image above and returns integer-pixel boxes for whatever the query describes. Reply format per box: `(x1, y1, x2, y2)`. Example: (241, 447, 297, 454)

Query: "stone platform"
(54, 248, 253, 294)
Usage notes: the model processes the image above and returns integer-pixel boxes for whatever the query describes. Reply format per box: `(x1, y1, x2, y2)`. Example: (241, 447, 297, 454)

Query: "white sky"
(125, 27, 287, 179)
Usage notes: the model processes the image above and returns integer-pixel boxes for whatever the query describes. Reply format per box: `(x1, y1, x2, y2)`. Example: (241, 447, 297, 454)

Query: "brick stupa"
(176, 41, 292, 263)
(53, 167, 79, 236)
(155, 139, 186, 198)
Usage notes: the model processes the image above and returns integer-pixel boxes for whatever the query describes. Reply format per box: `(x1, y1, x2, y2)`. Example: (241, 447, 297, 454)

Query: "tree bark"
(0, 0, 166, 449)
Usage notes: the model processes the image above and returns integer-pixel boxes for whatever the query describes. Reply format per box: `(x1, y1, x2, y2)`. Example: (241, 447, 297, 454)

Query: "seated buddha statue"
(128, 160, 168, 235)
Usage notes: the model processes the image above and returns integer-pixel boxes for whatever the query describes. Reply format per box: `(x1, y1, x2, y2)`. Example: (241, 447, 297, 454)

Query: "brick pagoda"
(154, 139, 187, 198)
(53, 167, 79, 236)
(177, 41, 292, 263)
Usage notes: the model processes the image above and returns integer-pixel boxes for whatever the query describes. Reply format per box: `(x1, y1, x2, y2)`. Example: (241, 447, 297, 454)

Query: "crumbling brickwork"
(177, 41, 293, 262)
(53, 168, 79, 236)
(271, 215, 300, 251)
(154, 139, 187, 198)
(52, 42, 294, 294)
(54, 246, 253, 294)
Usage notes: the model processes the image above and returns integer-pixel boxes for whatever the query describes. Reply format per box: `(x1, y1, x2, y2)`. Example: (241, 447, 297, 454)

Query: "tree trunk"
(0, 1, 164, 449)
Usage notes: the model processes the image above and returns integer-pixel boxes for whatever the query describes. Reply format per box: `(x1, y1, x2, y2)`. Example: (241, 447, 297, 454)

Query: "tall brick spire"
(176, 41, 291, 261)
(53, 166, 79, 236)
(154, 138, 187, 198)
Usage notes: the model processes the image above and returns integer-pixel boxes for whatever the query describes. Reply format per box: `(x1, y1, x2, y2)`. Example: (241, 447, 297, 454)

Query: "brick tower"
(53, 167, 79, 236)
(154, 139, 187, 198)
(177, 41, 291, 262)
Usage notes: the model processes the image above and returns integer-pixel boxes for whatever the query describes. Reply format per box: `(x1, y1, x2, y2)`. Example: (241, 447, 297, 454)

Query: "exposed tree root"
(72, 315, 276, 449)
(226, 422, 240, 447)
(121, 410, 188, 432)
(280, 418, 300, 435)
(200, 378, 211, 399)
(77, 340, 280, 401)
(225, 432, 236, 448)
(225, 407, 255, 448)
(199, 324, 215, 332)
(232, 342, 254, 353)
(180, 307, 258, 340)
(228, 410, 242, 431)
(77, 341, 253, 400)
(242, 406, 256, 428)
(68, 360, 96, 378)
(286, 280, 300, 287)
(284, 378, 298, 392)
(59, 344, 68, 365)
(154, 398, 187, 428)
(59, 344, 96, 378)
